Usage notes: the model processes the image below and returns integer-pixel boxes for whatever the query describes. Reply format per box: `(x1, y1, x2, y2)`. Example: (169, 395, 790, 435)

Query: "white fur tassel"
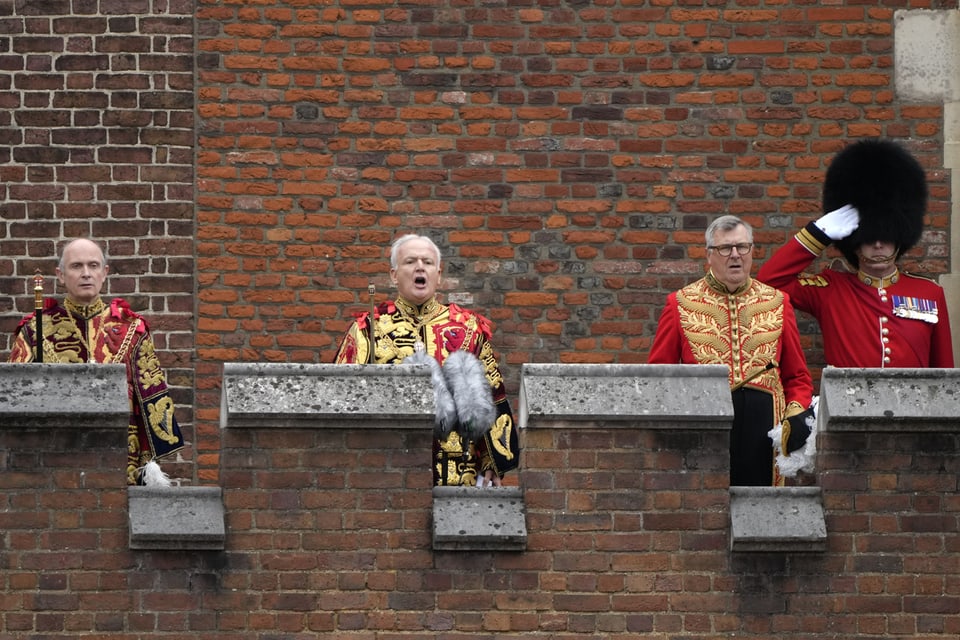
(404, 350, 458, 437)
(768, 395, 819, 478)
(141, 459, 173, 487)
(442, 350, 496, 443)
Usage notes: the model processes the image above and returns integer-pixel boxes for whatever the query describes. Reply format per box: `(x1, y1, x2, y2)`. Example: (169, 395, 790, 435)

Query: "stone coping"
(518, 363, 732, 429)
(0, 363, 128, 429)
(221, 362, 435, 429)
(819, 367, 960, 432)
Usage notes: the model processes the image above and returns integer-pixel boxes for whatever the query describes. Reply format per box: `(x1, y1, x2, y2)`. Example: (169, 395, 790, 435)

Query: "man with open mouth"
(335, 234, 520, 487)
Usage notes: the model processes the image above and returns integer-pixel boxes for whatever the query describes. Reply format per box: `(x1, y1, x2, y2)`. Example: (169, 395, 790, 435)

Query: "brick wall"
(0, 4, 955, 479)
(2, 382, 958, 638)
(0, 1, 196, 479)
(191, 0, 952, 484)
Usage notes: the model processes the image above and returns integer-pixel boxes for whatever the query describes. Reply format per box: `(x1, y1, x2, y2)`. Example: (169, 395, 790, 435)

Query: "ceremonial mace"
(367, 282, 376, 364)
(33, 270, 44, 362)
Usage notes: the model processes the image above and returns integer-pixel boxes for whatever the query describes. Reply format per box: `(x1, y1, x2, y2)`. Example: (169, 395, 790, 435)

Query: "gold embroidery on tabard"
(147, 396, 180, 444)
(489, 413, 514, 460)
(674, 293, 732, 363)
(676, 280, 788, 425)
(676, 281, 784, 376)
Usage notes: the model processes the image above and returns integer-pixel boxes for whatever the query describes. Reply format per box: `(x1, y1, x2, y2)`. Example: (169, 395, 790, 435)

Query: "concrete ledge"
(432, 486, 527, 551)
(0, 363, 128, 429)
(221, 362, 435, 429)
(128, 486, 226, 550)
(819, 368, 960, 432)
(729, 486, 827, 553)
(519, 363, 732, 429)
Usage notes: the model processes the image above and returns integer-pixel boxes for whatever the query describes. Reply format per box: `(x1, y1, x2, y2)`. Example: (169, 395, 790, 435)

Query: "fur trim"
(140, 460, 172, 487)
(823, 139, 926, 269)
(403, 350, 457, 437)
(442, 350, 496, 443)
(768, 396, 819, 478)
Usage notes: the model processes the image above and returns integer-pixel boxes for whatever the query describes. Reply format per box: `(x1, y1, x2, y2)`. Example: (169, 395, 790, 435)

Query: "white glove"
(814, 204, 860, 241)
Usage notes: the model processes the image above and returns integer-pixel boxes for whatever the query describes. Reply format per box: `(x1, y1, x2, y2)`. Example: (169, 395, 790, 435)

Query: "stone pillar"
(894, 9, 960, 364)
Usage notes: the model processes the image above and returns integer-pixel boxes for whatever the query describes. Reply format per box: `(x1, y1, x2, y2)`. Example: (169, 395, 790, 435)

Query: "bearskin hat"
(822, 139, 927, 269)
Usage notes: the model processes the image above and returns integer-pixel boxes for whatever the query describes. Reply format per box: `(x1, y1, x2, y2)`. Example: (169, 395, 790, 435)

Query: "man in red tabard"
(757, 139, 954, 369)
(335, 234, 519, 487)
(649, 215, 814, 487)
(9, 238, 184, 485)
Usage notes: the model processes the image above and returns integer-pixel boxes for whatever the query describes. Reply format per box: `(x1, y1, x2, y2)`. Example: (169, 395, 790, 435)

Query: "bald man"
(9, 238, 184, 485)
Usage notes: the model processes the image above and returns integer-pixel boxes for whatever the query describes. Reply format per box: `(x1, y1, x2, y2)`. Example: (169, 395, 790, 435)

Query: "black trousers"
(730, 388, 775, 486)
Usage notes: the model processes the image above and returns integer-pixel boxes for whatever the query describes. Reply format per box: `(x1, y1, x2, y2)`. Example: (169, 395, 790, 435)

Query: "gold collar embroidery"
(65, 297, 106, 320)
(705, 271, 750, 296)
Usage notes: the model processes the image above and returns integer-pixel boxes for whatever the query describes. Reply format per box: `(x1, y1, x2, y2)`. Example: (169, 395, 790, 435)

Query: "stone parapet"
(0, 362, 128, 429)
(819, 367, 960, 432)
(221, 362, 436, 430)
(518, 363, 732, 430)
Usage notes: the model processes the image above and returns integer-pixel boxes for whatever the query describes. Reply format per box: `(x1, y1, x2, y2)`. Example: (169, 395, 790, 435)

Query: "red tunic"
(648, 274, 813, 486)
(757, 225, 954, 368)
(648, 274, 813, 414)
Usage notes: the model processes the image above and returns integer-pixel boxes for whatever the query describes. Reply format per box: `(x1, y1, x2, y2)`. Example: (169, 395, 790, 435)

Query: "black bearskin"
(823, 139, 927, 269)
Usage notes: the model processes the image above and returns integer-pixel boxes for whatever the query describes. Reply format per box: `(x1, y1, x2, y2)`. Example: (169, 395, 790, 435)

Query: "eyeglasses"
(708, 243, 753, 257)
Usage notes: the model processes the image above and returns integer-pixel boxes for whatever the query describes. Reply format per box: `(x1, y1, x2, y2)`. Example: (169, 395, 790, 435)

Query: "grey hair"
(58, 238, 108, 272)
(705, 215, 753, 248)
(390, 234, 442, 269)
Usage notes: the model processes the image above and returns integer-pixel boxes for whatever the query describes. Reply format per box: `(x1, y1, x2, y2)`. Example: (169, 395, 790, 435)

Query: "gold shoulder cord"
(110, 318, 142, 364)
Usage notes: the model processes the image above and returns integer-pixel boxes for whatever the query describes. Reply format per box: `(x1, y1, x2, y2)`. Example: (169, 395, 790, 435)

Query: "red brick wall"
(191, 0, 954, 483)
(2, 406, 958, 637)
(0, 3, 955, 481)
(0, 0, 197, 480)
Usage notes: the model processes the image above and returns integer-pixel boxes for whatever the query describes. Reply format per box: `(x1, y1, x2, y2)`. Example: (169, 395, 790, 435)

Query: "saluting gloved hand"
(814, 204, 860, 241)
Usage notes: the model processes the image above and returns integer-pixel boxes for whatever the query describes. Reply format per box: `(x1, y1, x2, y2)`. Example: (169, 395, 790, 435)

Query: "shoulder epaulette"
(798, 274, 829, 287)
(449, 303, 493, 340)
(900, 272, 943, 286)
(110, 297, 149, 333)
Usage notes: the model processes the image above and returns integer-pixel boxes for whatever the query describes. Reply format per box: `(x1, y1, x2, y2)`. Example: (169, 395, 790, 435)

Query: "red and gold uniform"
(335, 295, 519, 486)
(757, 224, 954, 368)
(9, 296, 185, 484)
(648, 273, 813, 486)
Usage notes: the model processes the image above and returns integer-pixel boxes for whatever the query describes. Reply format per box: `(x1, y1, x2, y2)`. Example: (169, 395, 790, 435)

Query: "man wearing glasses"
(648, 215, 813, 487)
